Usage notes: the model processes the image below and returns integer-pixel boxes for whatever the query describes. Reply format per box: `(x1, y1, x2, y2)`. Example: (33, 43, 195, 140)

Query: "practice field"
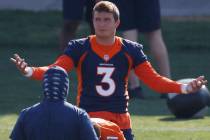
(0, 11, 210, 140)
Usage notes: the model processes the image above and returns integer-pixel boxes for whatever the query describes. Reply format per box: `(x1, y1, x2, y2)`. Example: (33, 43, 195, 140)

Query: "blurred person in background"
(60, 0, 99, 51)
(111, 0, 171, 99)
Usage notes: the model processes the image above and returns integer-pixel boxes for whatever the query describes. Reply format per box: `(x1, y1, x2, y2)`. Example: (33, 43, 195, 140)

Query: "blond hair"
(93, 1, 120, 21)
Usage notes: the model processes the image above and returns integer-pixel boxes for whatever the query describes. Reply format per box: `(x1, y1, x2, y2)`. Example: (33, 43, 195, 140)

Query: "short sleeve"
(64, 39, 89, 67)
(122, 39, 147, 68)
(132, 43, 147, 67)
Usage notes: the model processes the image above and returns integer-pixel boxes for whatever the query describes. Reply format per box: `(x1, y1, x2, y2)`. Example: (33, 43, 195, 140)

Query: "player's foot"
(128, 86, 144, 99)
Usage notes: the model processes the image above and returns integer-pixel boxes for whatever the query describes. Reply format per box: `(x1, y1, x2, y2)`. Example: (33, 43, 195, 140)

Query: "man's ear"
(115, 19, 120, 28)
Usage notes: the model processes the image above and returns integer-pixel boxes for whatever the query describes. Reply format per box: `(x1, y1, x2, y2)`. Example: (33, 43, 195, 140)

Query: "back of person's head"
(93, 1, 120, 21)
(43, 66, 69, 101)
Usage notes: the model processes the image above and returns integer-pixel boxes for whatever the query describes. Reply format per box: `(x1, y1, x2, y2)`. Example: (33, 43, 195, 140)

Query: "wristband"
(24, 67, 33, 77)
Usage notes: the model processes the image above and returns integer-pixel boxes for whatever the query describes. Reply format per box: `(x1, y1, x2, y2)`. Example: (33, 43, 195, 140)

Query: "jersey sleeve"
(31, 39, 85, 80)
(10, 110, 27, 140)
(122, 39, 147, 68)
(78, 111, 98, 140)
(64, 39, 88, 67)
(132, 43, 147, 68)
(134, 61, 182, 93)
(31, 55, 74, 80)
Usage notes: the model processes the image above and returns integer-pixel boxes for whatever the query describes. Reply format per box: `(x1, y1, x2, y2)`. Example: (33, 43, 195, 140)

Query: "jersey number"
(96, 67, 116, 96)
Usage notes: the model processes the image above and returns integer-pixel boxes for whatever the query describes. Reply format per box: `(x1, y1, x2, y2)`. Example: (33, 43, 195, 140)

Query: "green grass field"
(0, 11, 210, 140)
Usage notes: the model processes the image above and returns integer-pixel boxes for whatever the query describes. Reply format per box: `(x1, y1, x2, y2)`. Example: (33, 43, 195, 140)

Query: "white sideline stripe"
(135, 127, 210, 132)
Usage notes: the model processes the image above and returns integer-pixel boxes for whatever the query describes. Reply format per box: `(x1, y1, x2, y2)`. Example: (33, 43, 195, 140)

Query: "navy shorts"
(63, 0, 94, 21)
(113, 0, 161, 32)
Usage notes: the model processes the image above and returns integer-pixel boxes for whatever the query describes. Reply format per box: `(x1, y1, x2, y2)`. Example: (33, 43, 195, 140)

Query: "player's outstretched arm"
(134, 61, 208, 94)
(10, 53, 32, 77)
(10, 53, 75, 80)
(184, 76, 208, 94)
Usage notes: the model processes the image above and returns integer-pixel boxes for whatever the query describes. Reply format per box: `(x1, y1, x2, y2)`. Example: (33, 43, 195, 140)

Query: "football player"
(11, 1, 207, 140)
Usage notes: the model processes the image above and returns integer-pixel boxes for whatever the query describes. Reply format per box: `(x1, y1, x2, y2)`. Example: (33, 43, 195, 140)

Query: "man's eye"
(104, 18, 110, 21)
(95, 18, 100, 21)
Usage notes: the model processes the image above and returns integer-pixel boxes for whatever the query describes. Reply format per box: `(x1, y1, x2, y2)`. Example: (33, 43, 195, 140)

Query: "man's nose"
(99, 21, 106, 27)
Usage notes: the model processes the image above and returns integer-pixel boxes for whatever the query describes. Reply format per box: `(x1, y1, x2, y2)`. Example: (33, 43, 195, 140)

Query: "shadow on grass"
(159, 116, 205, 122)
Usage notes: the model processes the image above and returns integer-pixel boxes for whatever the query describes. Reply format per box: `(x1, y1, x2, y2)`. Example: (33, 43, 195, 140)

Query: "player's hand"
(10, 53, 28, 75)
(186, 76, 207, 93)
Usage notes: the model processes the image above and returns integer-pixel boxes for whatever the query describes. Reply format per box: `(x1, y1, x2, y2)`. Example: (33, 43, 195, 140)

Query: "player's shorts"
(113, 0, 161, 32)
(63, 0, 93, 21)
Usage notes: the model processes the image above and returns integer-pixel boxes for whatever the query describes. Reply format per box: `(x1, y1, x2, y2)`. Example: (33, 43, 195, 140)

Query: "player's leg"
(114, 0, 144, 99)
(59, 0, 86, 51)
(122, 29, 140, 90)
(136, 0, 171, 78)
(122, 36, 144, 98)
(136, 0, 171, 98)
(145, 29, 171, 78)
(60, 20, 79, 51)
(85, 0, 96, 34)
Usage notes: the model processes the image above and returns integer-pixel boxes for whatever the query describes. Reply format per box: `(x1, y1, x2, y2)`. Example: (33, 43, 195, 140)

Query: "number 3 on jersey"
(96, 67, 116, 96)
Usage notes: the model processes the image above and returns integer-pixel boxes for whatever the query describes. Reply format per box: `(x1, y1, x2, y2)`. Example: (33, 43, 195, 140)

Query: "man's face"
(93, 11, 120, 38)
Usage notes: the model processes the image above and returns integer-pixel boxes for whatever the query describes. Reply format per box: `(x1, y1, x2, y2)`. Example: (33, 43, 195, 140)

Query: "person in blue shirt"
(10, 66, 98, 140)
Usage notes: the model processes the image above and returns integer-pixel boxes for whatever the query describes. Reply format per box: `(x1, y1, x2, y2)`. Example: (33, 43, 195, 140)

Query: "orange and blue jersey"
(63, 36, 147, 113)
(30, 35, 182, 120)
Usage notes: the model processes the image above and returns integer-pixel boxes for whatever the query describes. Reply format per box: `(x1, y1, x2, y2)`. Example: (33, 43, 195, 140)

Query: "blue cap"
(42, 66, 69, 101)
